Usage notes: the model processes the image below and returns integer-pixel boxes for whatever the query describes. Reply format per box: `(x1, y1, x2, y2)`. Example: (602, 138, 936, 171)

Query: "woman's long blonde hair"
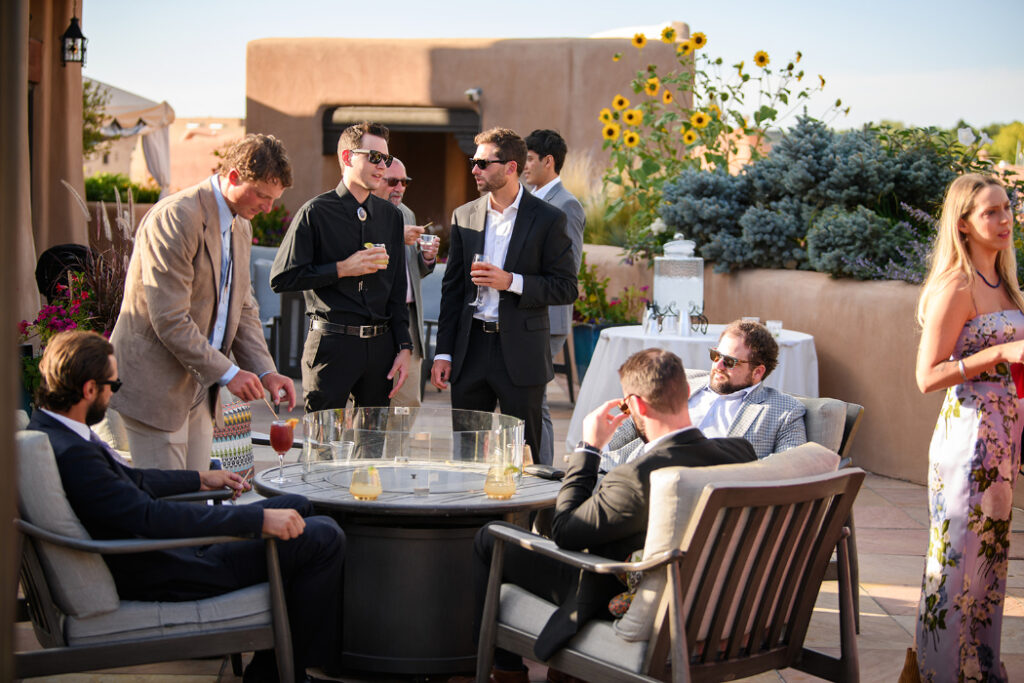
(916, 173, 1024, 326)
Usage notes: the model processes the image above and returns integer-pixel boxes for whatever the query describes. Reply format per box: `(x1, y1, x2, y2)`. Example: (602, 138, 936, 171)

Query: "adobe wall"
(245, 33, 687, 214)
(580, 244, 941, 485)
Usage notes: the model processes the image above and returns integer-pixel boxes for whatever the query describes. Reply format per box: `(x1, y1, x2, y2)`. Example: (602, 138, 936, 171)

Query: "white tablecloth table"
(565, 324, 818, 451)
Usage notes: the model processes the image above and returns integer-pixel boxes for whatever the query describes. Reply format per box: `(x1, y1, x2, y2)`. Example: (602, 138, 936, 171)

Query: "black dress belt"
(310, 319, 390, 338)
(473, 319, 500, 333)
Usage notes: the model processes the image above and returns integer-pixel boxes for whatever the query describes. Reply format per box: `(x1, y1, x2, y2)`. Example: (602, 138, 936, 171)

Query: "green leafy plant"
(573, 253, 649, 324)
(600, 27, 843, 263)
(83, 79, 117, 159)
(250, 204, 291, 247)
(85, 172, 160, 203)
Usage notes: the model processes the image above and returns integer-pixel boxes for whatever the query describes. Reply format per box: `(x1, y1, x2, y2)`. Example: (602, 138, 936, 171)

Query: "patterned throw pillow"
(608, 549, 645, 617)
(212, 401, 254, 482)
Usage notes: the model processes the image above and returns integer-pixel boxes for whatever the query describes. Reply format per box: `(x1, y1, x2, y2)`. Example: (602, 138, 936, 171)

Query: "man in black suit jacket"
(472, 348, 756, 680)
(430, 127, 578, 458)
(26, 330, 344, 683)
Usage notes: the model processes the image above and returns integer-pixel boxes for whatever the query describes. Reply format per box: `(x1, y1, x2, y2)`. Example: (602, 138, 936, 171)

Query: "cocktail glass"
(350, 465, 383, 501)
(483, 464, 517, 500)
(269, 419, 295, 484)
(469, 253, 487, 307)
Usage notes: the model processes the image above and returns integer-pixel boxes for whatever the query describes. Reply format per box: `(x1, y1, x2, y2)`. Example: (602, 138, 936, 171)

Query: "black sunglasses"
(469, 157, 508, 170)
(351, 149, 394, 167)
(709, 348, 753, 370)
(385, 176, 412, 187)
(98, 378, 122, 393)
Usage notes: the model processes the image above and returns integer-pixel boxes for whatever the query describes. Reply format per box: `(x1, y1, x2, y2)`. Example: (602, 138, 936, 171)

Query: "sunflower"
(682, 129, 698, 145)
(644, 77, 660, 96)
(623, 130, 640, 148)
(708, 103, 721, 119)
(599, 107, 613, 124)
(676, 40, 694, 57)
(660, 26, 676, 43)
(690, 32, 707, 49)
(632, 33, 646, 49)
(818, 74, 826, 88)
(602, 122, 621, 141)
(753, 50, 770, 68)
(735, 60, 744, 76)
(613, 94, 630, 110)
(795, 50, 802, 63)
(690, 111, 710, 129)
(623, 108, 643, 126)
(612, 52, 622, 62)
(662, 89, 673, 105)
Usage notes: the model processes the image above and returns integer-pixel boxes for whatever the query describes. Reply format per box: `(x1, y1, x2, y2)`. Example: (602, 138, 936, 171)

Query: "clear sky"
(81, 0, 1023, 130)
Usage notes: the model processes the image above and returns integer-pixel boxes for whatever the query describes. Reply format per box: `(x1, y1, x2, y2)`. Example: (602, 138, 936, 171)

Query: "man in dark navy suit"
(27, 330, 344, 683)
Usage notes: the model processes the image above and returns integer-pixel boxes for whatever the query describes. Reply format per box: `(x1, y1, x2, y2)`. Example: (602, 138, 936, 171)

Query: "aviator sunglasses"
(468, 157, 509, 170)
(350, 149, 394, 167)
(709, 348, 754, 370)
(385, 177, 412, 187)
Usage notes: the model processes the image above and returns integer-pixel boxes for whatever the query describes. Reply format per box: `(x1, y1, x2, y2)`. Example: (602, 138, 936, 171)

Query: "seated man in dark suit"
(26, 330, 344, 683)
(471, 348, 756, 682)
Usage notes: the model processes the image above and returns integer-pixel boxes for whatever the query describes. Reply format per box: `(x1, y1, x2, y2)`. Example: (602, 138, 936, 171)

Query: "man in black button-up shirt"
(271, 122, 412, 411)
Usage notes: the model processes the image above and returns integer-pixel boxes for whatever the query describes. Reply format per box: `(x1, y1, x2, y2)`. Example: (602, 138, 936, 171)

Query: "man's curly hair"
(216, 133, 293, 188)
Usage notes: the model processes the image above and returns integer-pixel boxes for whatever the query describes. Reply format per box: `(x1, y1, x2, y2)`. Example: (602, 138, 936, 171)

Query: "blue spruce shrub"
(809, 129, 896, 209)
(738, 196, 811, 269)
(749, 116, 836, 203)
(807, 205, 917, 279)
(660, 170, 751, 248)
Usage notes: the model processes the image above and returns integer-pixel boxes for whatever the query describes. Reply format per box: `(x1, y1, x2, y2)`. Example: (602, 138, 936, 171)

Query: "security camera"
(464, 87, 482, 103)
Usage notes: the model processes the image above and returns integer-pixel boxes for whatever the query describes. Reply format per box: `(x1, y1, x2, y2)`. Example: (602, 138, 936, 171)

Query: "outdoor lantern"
(60, 1, 87, 66)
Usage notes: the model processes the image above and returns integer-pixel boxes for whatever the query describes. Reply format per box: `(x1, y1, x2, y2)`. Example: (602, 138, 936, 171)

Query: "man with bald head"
(372, 158, 438, 406)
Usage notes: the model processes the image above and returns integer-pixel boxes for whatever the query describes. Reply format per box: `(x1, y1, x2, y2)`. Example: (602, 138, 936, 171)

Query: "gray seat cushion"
(499, 584, 647, 673)
(797, 397, 846, 452)
(16, 430, 120, 618)
(65, 583, 271, 645)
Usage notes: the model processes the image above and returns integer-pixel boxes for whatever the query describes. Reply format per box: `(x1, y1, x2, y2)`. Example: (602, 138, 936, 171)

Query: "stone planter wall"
(85, 201, 153, 255)
(580, 244, 943, 485)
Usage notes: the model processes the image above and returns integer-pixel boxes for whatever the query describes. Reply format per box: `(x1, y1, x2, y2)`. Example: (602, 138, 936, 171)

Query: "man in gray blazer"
(523, 130, 585, 465)
(603, 319, 806, 468)
(431, 128, 578, 459)
(372, 157, 438, 406)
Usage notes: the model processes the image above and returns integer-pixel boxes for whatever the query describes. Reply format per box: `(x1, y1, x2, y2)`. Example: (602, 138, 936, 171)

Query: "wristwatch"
(398, 342, 414, 351)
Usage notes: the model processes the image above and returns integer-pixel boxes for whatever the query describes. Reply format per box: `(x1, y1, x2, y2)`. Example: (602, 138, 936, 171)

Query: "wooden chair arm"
(486, 522, 682, 575)
(14, 519, 253, 554)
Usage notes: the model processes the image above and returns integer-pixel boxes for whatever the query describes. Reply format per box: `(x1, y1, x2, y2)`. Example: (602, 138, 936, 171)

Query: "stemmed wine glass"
(469, 253, 487, 307)
(269, 419, 294, 484)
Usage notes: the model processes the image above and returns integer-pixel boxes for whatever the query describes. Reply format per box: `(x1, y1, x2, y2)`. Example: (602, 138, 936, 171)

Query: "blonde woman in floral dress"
(915, 173, 1023, 682)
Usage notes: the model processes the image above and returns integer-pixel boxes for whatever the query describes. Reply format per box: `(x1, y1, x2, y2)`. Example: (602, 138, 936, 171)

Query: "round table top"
(254, 461, 563, 516)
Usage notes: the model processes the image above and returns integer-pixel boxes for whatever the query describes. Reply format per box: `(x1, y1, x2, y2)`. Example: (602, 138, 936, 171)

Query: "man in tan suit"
(111, 134, 296, 470)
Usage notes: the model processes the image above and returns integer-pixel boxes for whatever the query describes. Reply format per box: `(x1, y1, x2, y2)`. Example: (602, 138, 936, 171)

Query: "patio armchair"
(14, 430, 295, 682)
(476, 443, 864, 682)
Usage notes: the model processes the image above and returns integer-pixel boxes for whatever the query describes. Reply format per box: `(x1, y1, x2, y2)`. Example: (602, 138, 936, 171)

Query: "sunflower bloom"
(796, 50, 802, 63)
(682, 129, 698, 145)
(818, 74, 826, 88)
(644, 77, 660, 96)
(612, 52, 622, 62)
(662, 89, 673, 105)
(754, 51, 770, 67)
(613, 94, 630, 110)
(708, 103, 721, 119)
(602, 122, 621, 141)
(677, 40, 694, 57)
(736, 60, 744, 76)
(623, 108, 643, 126)
(690, 111, 710, 129)
(691, 32, 707, 49)
(623, 130, 640, 148)
(660, 26, 676, 43)
(632, 33, 646, 49)
(599, 107, 613, 124)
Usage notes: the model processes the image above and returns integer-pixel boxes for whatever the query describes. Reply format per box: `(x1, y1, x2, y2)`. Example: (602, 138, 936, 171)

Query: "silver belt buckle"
(359, 325, 374, 338)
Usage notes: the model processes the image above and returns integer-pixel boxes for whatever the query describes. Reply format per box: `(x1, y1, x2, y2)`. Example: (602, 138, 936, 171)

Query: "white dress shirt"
(473, 184, 526, 322)
(688, 383, 758, 437)
(531, 177, 561, 202)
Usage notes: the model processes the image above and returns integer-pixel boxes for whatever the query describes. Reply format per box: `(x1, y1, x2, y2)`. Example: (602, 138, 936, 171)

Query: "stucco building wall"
(245, 32, 688, 221)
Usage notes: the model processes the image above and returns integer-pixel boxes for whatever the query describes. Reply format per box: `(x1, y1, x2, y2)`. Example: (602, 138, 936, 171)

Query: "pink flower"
(981, 481, 1012, 520)
(252, 237, 258, 244)
(18, 320, 28, 335)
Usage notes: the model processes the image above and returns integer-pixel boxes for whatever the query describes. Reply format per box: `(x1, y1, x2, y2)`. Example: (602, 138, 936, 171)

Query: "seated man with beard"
(602, 318, 806, 469)
(26, 330, 345, 683)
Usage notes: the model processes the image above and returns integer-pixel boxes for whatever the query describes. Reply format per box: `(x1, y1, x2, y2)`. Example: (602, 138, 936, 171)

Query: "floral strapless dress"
(917, 310, 1023, 682)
